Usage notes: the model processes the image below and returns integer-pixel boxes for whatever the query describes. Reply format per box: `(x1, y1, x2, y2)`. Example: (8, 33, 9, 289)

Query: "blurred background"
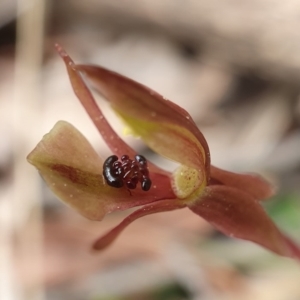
(1, 0, 300, 299)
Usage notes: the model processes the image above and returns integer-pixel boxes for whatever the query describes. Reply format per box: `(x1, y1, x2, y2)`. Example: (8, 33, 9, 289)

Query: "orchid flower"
(27, 44, 300, 260)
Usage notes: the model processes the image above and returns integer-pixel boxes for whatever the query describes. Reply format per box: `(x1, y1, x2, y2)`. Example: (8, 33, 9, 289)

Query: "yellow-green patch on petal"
(115, 110, 208, 200)
(115, 109, 205, 171)
(172, 165, 206, 201)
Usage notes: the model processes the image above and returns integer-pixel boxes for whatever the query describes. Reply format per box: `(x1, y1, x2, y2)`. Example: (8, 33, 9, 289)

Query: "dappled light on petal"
(27, 121, 175, 221)
(93, 199, 186, 250)
(210, 165, 276, 200)
(189, 185, 300, 259)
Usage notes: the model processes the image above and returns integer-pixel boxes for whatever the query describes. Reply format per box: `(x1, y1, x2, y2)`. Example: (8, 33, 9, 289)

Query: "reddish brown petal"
(210, 165, 276, 200)
(93, 199, 186, 250)
(75, 64, 210, 177)
(283, 236, 300, 258)
(27, 121, 175, 221)
(55, 44, 166, 175)
(189, 185, 300, 259)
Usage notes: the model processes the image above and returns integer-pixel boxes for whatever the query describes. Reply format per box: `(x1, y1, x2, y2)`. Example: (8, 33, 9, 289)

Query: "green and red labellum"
(27, 121, 175, 221)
